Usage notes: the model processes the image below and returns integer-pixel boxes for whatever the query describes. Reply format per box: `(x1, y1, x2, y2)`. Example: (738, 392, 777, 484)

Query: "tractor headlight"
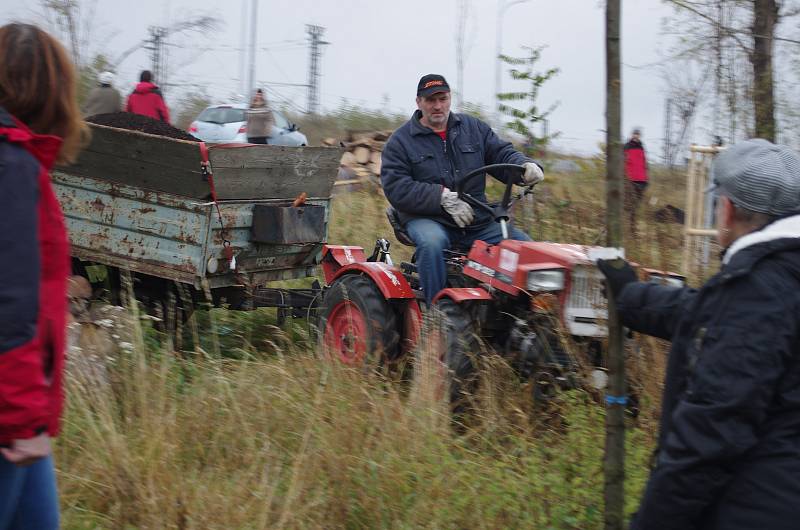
(526, 269, 565, 292)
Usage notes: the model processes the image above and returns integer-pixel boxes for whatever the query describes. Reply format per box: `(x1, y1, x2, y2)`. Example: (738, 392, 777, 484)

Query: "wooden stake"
(604, 1, 626, 529)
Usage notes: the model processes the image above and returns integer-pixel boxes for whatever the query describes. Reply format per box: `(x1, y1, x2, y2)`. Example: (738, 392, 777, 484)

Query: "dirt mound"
(86, 112, 199, 142)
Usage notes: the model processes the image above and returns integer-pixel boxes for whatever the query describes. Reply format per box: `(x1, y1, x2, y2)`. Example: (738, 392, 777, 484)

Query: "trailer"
(56, 123, 342, 321)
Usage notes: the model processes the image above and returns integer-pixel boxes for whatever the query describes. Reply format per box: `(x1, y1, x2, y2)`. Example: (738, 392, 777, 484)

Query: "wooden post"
(683, 149, 698, 276)
(682, 145, 725, 278)
(604, 1, 625, 529)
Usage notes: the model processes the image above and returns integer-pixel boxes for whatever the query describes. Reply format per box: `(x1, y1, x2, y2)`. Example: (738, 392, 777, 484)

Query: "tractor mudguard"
(432, 287, 492, 304)
(321, 245, 367, 284)
(329, 262, 415, 300)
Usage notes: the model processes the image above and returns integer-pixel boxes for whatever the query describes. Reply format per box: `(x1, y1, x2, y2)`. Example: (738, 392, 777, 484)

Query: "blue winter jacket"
(381, 110, 535, 227)
(619, 214, 800, 530)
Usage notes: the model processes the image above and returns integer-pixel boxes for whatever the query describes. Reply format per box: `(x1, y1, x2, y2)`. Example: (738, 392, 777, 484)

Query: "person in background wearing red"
(624, 127, 649, 235)
(0, 22, 89, 529)
(125, 69, 170, 123)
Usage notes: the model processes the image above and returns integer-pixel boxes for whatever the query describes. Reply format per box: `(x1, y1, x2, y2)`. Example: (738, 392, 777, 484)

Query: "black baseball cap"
(417, 74, 450, 97)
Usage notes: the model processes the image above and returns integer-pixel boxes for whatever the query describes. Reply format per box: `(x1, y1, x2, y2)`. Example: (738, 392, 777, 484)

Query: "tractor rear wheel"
(432, 298, 482, 409)
(320, 274, 399, 366)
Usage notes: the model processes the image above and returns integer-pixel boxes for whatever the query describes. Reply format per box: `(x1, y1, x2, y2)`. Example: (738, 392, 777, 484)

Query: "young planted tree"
(604, 2, 625, 529)
(497, 46, 559, 158)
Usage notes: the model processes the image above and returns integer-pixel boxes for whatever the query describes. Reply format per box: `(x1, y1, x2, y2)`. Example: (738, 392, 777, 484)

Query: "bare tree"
(752, 0, 779, 140)
(663, 0, 800, 143)
(39, 0, 98, 68)
(112, 16, 221, 69)
(661, 58, 712, 167)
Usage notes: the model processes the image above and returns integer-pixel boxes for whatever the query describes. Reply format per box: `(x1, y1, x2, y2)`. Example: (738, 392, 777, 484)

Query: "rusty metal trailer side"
(54, 124, 343, 292)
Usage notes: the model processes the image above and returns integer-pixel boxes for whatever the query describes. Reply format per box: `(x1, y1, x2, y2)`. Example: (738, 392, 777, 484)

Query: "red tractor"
(317, 164, 681, 403)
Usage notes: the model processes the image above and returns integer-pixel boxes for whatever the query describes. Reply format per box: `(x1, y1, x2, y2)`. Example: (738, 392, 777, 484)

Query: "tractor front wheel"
(319, 274, 399, 367)
(432, 298, 482, 409)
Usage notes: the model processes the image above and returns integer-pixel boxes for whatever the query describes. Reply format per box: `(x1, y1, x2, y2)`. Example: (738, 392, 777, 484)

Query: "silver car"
(189, 103, 308, 146)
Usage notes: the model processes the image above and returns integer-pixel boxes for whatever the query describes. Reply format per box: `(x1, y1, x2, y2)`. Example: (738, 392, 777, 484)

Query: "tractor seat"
(386, 206, 416, 247)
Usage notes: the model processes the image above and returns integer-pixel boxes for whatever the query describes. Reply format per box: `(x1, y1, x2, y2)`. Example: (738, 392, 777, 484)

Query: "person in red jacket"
(125, 70, 170, 123)
(624, 128, 649, 234)
(0, 22, 89, 529)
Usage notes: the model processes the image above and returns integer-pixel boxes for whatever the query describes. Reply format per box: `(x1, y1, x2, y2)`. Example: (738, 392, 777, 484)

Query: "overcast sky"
(1, 0, 681, 156)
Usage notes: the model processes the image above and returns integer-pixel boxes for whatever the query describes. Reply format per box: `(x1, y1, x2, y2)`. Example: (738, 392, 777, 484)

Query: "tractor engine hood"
(463, 240, 609, 337)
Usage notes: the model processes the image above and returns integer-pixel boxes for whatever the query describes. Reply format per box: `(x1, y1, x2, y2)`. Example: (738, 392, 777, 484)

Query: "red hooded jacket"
(126, 81, 170, 123)
(0, 108, 69, 444)
(624, 138, 649, 183)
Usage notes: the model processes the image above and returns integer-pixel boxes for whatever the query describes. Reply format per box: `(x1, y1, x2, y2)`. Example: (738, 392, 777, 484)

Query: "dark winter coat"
(0, 107, 70, 445)
(618, 214, 800, 530)
(126, 81, 170, 123)
(82, 84, 122, 117)
(624, 138, 648, 182)
(380, 110, 534, 228)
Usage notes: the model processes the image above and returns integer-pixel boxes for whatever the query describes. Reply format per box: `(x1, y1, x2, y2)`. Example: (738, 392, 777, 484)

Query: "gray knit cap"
(708, 139, 800, 217)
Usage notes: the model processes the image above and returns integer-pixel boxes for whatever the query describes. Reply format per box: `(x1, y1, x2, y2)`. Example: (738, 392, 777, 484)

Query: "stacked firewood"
(325, 130, 392, 181)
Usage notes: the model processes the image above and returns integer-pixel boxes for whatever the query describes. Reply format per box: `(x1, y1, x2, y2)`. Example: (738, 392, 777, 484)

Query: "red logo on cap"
(423, 80, 445, 89)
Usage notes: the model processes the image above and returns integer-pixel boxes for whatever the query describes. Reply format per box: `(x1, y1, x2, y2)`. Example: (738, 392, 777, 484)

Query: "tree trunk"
(605, 1, 625, 530)
(751, 0, 778, 141)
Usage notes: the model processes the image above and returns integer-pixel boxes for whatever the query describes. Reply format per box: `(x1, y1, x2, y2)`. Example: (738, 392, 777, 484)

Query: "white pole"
(239, 0, 247, 97)
(494, 0, 503, 127)
(246, 0, 259, 100)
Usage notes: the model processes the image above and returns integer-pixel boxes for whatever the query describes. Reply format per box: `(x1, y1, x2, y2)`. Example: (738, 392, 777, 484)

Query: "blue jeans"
(0, 454, 60, 530)
(405, 218, 531, 304)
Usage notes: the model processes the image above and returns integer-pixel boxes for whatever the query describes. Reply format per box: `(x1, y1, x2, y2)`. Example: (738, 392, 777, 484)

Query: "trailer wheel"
(320, 274, 399, 366)
(431, 298, 482, 409)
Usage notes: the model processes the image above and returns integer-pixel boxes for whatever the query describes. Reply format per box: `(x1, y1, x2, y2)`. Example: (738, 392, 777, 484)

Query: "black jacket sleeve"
(616, 282, 697, 340)
(380, 135, 444, 216)
(0, 143, 40, 353)
(631, 270, 799, 530)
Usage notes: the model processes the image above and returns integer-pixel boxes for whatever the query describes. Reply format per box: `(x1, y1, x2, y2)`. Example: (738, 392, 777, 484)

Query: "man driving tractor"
(380, 74, 544, 305)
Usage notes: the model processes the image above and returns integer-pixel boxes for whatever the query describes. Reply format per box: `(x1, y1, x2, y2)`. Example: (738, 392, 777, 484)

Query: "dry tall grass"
(59, 332, 654, 529)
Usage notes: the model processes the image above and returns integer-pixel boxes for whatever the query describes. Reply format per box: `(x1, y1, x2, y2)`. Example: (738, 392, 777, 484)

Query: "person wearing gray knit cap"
(597, 139, 800, 530)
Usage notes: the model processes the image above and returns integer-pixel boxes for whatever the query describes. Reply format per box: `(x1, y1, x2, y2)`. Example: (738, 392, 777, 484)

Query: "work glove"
(521, 162, 544, 185)
(596, 259, 638, 299)
(441, 188, 475, 228)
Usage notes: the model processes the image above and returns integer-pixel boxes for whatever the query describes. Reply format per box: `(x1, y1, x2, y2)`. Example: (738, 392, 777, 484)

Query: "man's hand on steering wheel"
(455, 163, 541, 215)
(522, 162, 544, 185)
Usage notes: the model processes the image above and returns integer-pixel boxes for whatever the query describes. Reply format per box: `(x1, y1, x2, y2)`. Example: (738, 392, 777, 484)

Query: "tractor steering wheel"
(454, 163, 534, 224)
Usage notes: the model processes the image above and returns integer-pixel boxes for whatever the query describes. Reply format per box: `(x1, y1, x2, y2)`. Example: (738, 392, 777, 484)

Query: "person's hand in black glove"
(596, 258, 638, 299)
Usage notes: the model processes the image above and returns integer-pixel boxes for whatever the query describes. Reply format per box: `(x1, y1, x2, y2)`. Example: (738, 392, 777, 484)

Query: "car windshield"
(273, 110, 290, 130)
(197, 107, 246, 124)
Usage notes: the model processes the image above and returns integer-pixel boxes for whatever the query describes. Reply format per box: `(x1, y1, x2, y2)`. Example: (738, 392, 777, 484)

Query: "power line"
(262, 85, 306, 114)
